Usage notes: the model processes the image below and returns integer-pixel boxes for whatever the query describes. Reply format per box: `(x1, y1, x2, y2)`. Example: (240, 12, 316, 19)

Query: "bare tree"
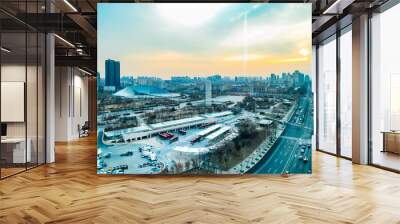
(185, 160, 191, 171)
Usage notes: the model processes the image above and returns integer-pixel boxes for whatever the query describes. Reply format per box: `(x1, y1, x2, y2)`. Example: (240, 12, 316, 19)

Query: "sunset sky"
(98, 3, 311, 79)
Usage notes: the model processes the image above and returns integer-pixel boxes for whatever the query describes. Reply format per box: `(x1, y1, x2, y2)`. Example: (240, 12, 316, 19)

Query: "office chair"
(79, 121, 90, 138)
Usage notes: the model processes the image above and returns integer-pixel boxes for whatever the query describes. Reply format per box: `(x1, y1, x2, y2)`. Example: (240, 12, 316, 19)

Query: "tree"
(191, 158, 199, 169)
(185, 160, 191, 171)
(162, 166, 169, 174)
(238, 120, 257, 138)
(175, 162, 183, 173)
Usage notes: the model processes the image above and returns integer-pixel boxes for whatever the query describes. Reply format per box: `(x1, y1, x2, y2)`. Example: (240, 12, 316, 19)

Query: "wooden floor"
(0, 167, 26, 178)
(1, 136, 400, 224)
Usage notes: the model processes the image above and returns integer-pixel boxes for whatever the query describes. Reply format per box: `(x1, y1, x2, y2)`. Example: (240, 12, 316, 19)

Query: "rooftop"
(202, 111, 233, 118)
(149, 116, 206, 130)
(173, 146, 209, 153)
(198, 124, 221, 137)
(206, 126, 231, 140)
(114, 85, 179, 98)
(104, 125, 152, 137)
(258, 119, 273, 125)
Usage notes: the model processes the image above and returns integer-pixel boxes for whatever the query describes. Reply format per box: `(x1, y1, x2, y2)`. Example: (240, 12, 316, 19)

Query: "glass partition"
(317, 36, 337, 154)
(27, 31, 38, 169)
(339, 28, 352, 158)
(1, 31, 28, 177)
(0, 1, 46, 179)
(37, 32, 45, 165)
(371, 4, 400, 171)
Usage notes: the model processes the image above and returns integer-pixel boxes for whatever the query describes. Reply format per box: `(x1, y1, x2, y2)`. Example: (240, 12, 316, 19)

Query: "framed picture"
(97, 3, 313, 175)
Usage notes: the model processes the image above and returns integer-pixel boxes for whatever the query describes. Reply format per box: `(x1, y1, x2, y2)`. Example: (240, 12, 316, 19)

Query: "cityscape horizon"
(98, 58, 311, 81)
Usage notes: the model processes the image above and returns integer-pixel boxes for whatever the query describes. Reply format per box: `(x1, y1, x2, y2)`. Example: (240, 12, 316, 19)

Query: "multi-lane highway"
(248, 96, 313, 174)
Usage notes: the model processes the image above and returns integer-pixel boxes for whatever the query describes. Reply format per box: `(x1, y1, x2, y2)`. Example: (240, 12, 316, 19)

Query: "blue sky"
(98, 3, 311, 79)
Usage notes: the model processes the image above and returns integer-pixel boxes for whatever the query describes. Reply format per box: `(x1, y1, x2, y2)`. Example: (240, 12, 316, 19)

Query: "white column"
(46, 32, 55, 163)
(352, 14, 369, 164)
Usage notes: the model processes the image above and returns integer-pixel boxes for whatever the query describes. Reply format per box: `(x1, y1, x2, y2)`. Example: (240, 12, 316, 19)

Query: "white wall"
(1, 65, 26, 138)
(55, 67, 89, 141)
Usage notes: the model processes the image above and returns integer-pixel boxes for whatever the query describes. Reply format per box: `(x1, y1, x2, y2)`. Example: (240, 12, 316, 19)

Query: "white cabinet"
(1, 138, 31, 163)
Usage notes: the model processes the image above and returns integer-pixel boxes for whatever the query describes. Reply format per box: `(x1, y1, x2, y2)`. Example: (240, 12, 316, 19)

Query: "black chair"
(79, 121, 90, 138)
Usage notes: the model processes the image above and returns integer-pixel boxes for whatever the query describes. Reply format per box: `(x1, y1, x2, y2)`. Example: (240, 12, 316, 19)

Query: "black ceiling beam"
(12, 13, 83, 32)
(152, 0, 306, 1)
(55, 47, 97, 58)
(312, 14, 352, 44)
(55, 55, 96, 71)
(0, 18, 28, 32)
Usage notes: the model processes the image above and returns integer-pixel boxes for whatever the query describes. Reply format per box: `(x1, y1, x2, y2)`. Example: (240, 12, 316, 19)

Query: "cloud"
(276, 57, 310, 63)
(223, 54, 264, 62)
(98, 3, 312, 77)
(219, 20, 310, 49)
(155, 4, 228, 27)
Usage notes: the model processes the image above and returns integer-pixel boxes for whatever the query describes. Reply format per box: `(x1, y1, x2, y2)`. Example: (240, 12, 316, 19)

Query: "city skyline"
(101, 63, 309, 82)
(98, 3, 312, 79)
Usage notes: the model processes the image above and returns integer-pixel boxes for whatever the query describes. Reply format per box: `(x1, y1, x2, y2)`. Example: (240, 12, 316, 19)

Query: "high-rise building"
(270, 73, 277, 84)
(250, 83, 255, 96)
(282, 73, 288, 81)
(105, 59, 114, 86)
(205, 80, 212, 106)
(96, 72, 100, 86)
(171, 76, 192, 83)
(293, 70, 305, 88)
(105, 59, 121, 88)
(207, 75, 222, 82)
(114, 61, 120, 88)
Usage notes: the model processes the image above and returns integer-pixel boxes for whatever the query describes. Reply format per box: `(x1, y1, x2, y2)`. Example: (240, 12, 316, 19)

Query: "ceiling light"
(1, 47, 11, 53)
(63, 0, 78, 12)
(54, 34, 75, 48)
(78, 67, 93, 76)
(323, 0, 355, 15)
(323, 0, 342, 14)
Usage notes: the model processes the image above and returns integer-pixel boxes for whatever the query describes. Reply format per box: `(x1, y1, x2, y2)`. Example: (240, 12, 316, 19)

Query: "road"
(248, 96, 313, 174)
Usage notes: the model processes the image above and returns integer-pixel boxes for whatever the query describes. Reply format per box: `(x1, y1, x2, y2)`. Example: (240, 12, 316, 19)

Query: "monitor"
(1, 123, 7, 137)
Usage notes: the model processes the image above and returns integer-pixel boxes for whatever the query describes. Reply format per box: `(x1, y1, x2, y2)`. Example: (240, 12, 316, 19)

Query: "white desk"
(1, 138, 31, 163)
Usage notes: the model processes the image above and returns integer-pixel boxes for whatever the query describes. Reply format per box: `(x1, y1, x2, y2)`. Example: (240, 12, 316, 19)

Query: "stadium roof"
(114, 85, 179, 98)
(258, 119, 273, 125)
(202, 111, 233, 118)
(206, 126, 231, 141)
(174, 146, 209, 153)
(104, 125, 152, 137)
(149, 116, 205, 130)
(198, 124, 221, 136)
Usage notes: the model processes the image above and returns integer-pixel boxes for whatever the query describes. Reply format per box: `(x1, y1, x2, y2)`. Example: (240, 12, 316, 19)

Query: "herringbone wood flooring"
(1, 136, 400, 224)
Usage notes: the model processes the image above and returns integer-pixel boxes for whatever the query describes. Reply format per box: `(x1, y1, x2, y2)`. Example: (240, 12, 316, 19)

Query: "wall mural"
(97, 3, 313, 174)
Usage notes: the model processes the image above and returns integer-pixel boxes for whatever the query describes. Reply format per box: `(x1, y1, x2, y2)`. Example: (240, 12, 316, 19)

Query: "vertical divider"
(25, 0, 28, 171)
(316, 45, 319, 150)
(0, 20, 2, 179)
(336, 28, 341, 157)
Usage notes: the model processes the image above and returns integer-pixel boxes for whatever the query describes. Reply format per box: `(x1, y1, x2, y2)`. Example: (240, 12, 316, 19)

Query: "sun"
(155, 4, 227, 27)
(299, 48, 310, 56)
